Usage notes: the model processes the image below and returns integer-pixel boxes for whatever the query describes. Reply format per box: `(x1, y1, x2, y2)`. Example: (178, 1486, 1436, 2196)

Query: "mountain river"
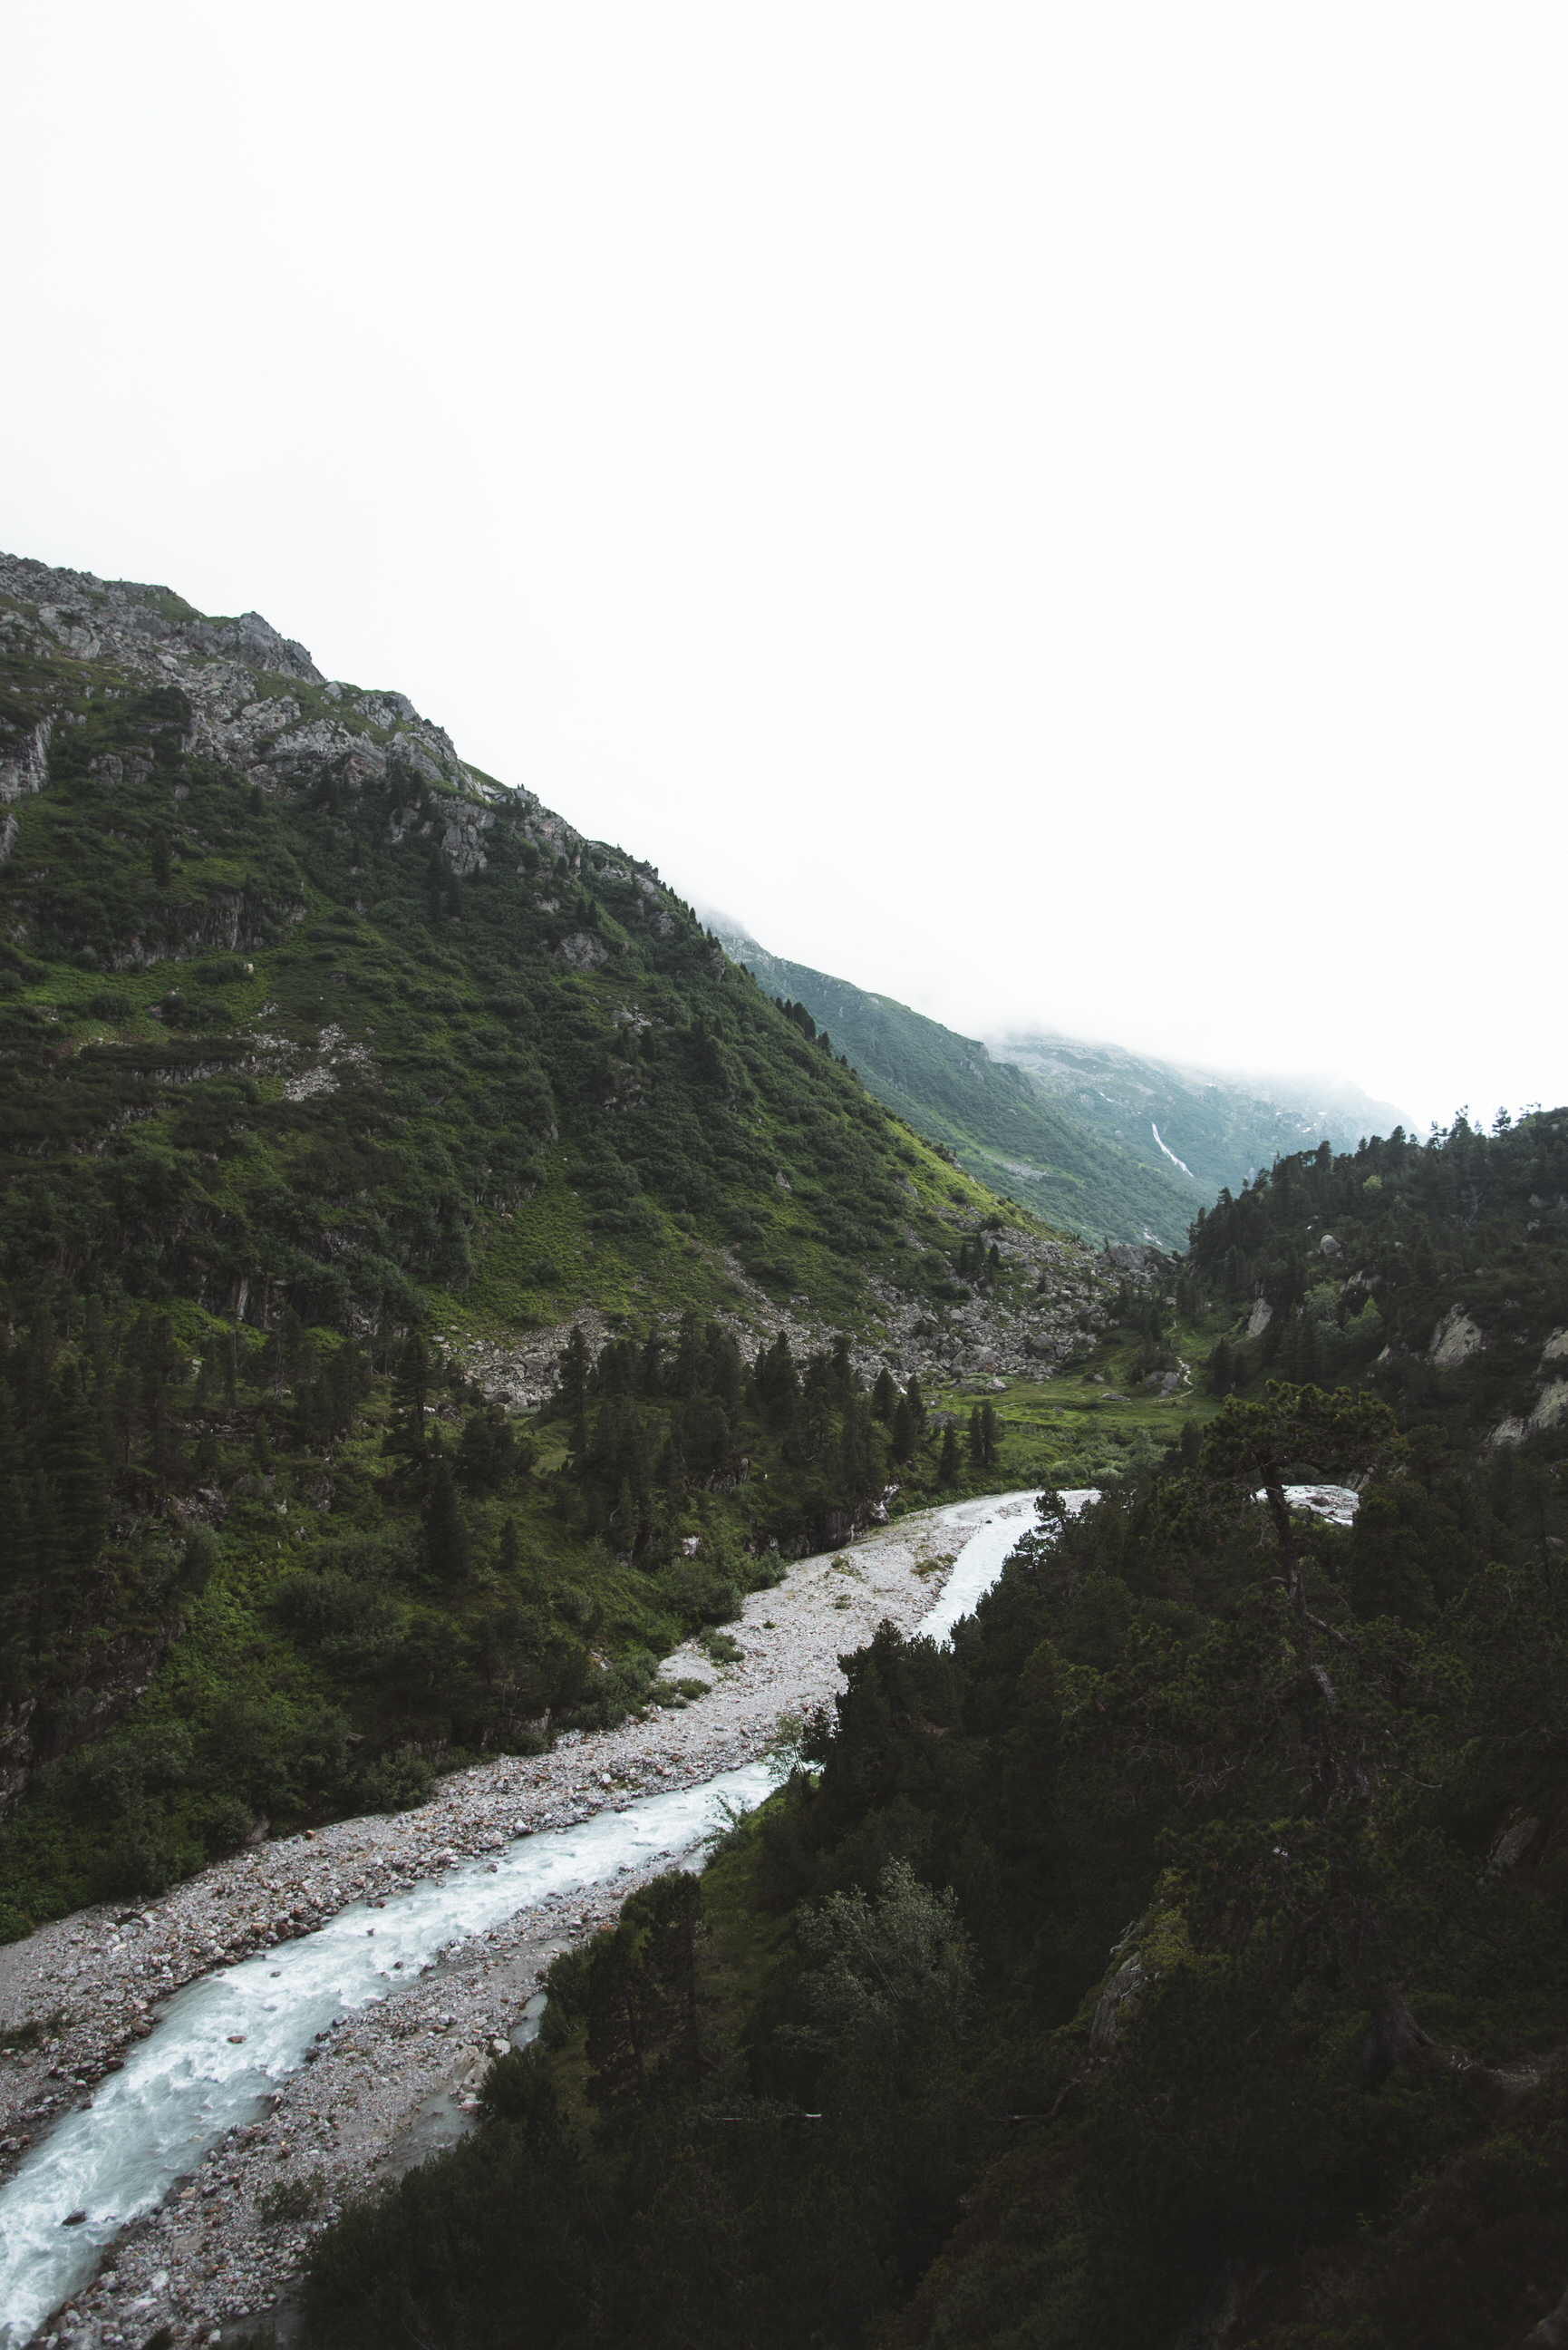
(0, 1487, 1098, 2344)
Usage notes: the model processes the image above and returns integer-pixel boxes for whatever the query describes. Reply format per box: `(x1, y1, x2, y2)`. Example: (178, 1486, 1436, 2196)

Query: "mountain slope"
(709, 923, 1200, 1248)
(995, 1026, 1408, 1202)
(711, 924, 1405, 1250)
(0, 550, 1182, 1930)
(2, 552, 1084, 1352)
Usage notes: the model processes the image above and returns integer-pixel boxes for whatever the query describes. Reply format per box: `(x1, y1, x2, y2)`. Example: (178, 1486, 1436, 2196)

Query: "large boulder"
(556, 931, 609, 971)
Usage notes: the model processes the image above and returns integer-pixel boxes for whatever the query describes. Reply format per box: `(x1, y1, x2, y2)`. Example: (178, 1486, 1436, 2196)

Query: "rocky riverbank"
(0, 1493, 1039, 2350)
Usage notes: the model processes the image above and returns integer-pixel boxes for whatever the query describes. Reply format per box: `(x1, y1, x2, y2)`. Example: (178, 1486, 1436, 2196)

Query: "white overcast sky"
(7, 3, 1565, 1132)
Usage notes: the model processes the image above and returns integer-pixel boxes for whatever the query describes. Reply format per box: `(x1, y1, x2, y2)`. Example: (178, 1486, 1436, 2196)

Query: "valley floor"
(0, 1492, 1040, 2350)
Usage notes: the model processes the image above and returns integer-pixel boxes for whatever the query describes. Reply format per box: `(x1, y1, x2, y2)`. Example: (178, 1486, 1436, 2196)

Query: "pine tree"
(40, 1364, 109, 1584)
(757, 1333, 801, 1430)
(905, 1372, 926, 1435)
(388, 1333, 430, 1469)
(584, 1871, 708, 2108)
(424, 1443, 469, 1581)
(830, 1333, 857, 1404)
(939, 1426, 963, 1486)
(981, 1402, 999, 1467)
(968, 1405, 984, 1466)
(135, 1310, 182, 1483)
(616, 1475, 639, 1551)
(891, 1397, 915, 1460)
(871, 1367, 897, 1424)
(329, 1339, 363, 1434)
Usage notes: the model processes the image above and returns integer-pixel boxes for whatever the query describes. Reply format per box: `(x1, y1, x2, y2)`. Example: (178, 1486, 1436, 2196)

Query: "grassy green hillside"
(0, 552, 1189, 1933)
(711, 923, 1407, 1245)
(710, 925, 1199, 1248)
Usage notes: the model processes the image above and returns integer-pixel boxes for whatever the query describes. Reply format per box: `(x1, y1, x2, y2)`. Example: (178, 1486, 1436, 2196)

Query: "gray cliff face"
(0, 553, 678, 941)
(0, 552, 322, 683)
(0, 551, 476, 818)
(0, 547, 521, 840)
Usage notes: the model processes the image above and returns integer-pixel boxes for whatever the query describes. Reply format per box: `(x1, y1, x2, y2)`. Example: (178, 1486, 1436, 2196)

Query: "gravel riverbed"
(0, 1493, 1039, 2350)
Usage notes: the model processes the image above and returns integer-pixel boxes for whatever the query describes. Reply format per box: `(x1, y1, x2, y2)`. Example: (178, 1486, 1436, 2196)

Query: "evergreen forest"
(3, 558, 1566, 2348)
(304, 1113, 1568, 2350)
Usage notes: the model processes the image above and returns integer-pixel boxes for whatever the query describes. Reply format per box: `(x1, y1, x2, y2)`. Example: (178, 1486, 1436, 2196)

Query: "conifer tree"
(424, 1442, 469, 1581)
(939, 1425, 963, 1486)
(891, 1396, 915, 1460)
(616, 1475, 639, 1551)
(41, 1364, 109, 1582)
(756, 1333, 801, 1429)
(387, 1333, 430, 1471)
(871, 1367, 897, 1424)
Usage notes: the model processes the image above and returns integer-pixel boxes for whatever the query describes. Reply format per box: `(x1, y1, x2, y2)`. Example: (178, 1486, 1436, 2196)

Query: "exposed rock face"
(440, 803, 495, 875)
(0, 552, 475, 815)
(1245, 1296, 1273, 1339)
(1090, 1950, 1146, 2049)
(0, 552, 682, 990)
(0, 558, 321, 681)
(556, 930, 609, 971)
(1429, 1305, 1486, 1367)
(0, 711, 52, 805)
(1106, 1242, 1167, 1276)
(1534, 1379, 1568, 1434)
(1486, 1373, 1568, 1453)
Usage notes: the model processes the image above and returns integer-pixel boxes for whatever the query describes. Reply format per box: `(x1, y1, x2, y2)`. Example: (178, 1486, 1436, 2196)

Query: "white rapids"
(0, 1486, 1080, 2345)
(913, 1487, 1099, 1644)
